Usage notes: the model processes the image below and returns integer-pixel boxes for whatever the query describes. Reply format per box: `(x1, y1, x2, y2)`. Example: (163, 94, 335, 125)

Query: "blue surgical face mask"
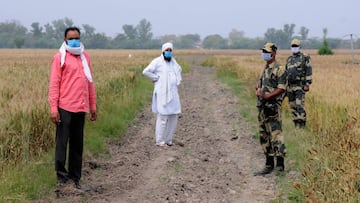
(261, 52, 272, 61)
(164, 51, 173, 58)
(67, 39, 81, 48)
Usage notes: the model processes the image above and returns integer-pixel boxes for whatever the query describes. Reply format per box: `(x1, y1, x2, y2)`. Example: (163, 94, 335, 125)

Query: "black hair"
(271, 44, 278, 52)
(64, 27, 81, 38)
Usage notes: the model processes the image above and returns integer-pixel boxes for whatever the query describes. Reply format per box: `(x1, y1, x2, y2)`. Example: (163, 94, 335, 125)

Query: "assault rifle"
(256, 78, 264, 108)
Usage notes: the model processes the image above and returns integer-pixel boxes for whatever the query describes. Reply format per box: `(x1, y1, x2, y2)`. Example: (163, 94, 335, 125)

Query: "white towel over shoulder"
(59, 42, 93, 82)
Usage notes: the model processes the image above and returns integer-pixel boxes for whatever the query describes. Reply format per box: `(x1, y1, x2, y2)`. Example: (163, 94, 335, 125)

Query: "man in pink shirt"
(48, 27, 96, 191)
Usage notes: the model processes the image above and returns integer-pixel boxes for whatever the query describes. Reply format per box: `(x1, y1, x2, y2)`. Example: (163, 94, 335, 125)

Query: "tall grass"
(202, 49, 360, 202)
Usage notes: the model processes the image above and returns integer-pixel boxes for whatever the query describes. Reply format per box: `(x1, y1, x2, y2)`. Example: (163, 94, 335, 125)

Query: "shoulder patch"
(278, 65, 285, 70)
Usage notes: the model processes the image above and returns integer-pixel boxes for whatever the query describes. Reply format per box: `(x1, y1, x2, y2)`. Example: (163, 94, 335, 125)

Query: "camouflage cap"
(291, 39, 301, 46)
(261, 42, 277, 52)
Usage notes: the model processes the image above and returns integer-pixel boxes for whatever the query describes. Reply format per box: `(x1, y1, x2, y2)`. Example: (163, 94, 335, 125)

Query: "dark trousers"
(55, 108, 85, 182)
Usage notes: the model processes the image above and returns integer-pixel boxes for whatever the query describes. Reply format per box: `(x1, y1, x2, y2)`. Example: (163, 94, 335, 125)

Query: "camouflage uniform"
(254, 42, 287, 176)
(257, 61, 287, 159)
(286, 39, 312, 128)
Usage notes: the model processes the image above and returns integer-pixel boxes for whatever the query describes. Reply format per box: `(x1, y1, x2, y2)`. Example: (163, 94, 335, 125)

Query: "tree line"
(0, 17, 357, 50)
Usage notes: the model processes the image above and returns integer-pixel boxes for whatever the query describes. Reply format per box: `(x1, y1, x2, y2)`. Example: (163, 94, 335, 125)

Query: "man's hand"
(262, 88, 284, 100)
(256, 88, 262, 96)
(90, 110, 97, 121)
(50, 112, 61, 125)
(303, 85, 309, 92)
(257, 88, 272, 100)
(262, 93, 272, 100)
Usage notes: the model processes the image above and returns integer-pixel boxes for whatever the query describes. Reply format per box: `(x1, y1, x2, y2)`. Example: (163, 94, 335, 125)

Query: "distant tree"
(30, 22, 43, 37)
(318, 28, 334, 55)
(228, 29, 245, 47)
(160, 34, 177, 44)
(305, 37, 322, 49)
(264, 28, 286, 47)
(136, 19, 153, 46)
(202, 34, 228, 49)
(299, 26, 309, 40)
(264, 24, 295, 48)
(81, 24, 104, 48)
(173, 34, 201, 49)
(0, 20, 27, 48)
(120, 24, 139, 48)
(86, 33, 111, 48)
(122, 24, 138, 40)
(283, 23, 295, 43)
(42, 23, 58, 47)
(51, 18, 74, 40)
(112, 33, 127, 48)
(14, 36, 25, 48)
(43, 23, 55, 39)
(82, 24, 96, 37)
(113, 19, 158, 49)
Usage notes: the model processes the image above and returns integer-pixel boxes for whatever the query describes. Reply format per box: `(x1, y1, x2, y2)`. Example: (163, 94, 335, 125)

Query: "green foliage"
(318, 39, 334, 55)
(14, 37, 25, 48)
(0, 21, 27, 48)
(0, 153, 55, 202)
(202, 34, 228, 49)
(0, 18, 353, 49)
(173, 34, 201, 49)
(264, 23, 295, 49)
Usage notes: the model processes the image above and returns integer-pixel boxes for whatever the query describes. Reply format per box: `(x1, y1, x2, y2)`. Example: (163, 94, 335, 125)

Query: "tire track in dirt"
(48, 58, 278, 203)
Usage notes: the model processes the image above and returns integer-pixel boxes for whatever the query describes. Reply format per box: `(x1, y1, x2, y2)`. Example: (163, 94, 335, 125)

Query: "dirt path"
(49, 58, 278, 203)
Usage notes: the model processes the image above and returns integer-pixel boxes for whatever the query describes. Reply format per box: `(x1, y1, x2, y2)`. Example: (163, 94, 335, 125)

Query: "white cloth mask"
(291, 47, 300, 53)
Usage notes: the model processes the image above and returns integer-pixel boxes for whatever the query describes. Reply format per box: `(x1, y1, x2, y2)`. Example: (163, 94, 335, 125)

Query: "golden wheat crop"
(0, 49, 158, 166)
(0, 49, 359, 202)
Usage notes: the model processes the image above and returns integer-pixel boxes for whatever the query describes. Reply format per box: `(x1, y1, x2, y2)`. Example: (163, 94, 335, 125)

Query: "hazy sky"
(1, 0, 359, 39)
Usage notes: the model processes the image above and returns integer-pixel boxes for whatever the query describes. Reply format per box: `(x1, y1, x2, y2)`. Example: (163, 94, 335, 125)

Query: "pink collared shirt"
(49, 51, 96, 113)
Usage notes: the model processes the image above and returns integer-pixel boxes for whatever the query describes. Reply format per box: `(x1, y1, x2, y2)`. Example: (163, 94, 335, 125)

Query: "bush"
(318, 40, 334, 55)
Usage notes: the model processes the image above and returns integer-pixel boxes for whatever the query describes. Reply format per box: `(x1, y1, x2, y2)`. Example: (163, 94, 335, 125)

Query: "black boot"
(253, 156, 274, 176)
(295, 120, 305, 128)
(274, 156, 285, 176)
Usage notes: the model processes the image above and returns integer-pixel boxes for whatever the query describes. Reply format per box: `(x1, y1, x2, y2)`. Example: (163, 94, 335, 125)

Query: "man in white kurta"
(142, 42, 182, 146)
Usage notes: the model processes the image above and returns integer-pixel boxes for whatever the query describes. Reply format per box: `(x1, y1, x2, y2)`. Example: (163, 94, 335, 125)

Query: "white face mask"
(291, 47, 300, 53)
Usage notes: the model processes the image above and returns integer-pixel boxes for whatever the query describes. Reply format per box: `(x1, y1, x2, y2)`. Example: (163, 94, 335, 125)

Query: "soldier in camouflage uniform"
(286, 39, 312, 128)
(254, 42, 288, 176)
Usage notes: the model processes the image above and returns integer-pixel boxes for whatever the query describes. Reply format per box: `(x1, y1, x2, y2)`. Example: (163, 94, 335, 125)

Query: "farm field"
(0, 49, 359, 202)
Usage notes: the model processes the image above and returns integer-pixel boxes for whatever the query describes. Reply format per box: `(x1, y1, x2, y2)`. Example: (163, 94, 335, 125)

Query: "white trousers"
(155, 114, 178, 145)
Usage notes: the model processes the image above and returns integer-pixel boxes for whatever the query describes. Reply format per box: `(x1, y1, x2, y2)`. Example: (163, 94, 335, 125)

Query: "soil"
(44, 56, 278, 203)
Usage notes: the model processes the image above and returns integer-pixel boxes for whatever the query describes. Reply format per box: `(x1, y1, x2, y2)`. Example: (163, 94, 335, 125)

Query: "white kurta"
(142, 55, 182, 115)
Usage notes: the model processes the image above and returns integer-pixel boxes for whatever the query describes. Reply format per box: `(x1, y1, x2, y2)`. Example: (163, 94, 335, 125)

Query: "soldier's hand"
(262, 93, 272, 100)
(303, 85, 309, 92)
(256, 88, 262, 96)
